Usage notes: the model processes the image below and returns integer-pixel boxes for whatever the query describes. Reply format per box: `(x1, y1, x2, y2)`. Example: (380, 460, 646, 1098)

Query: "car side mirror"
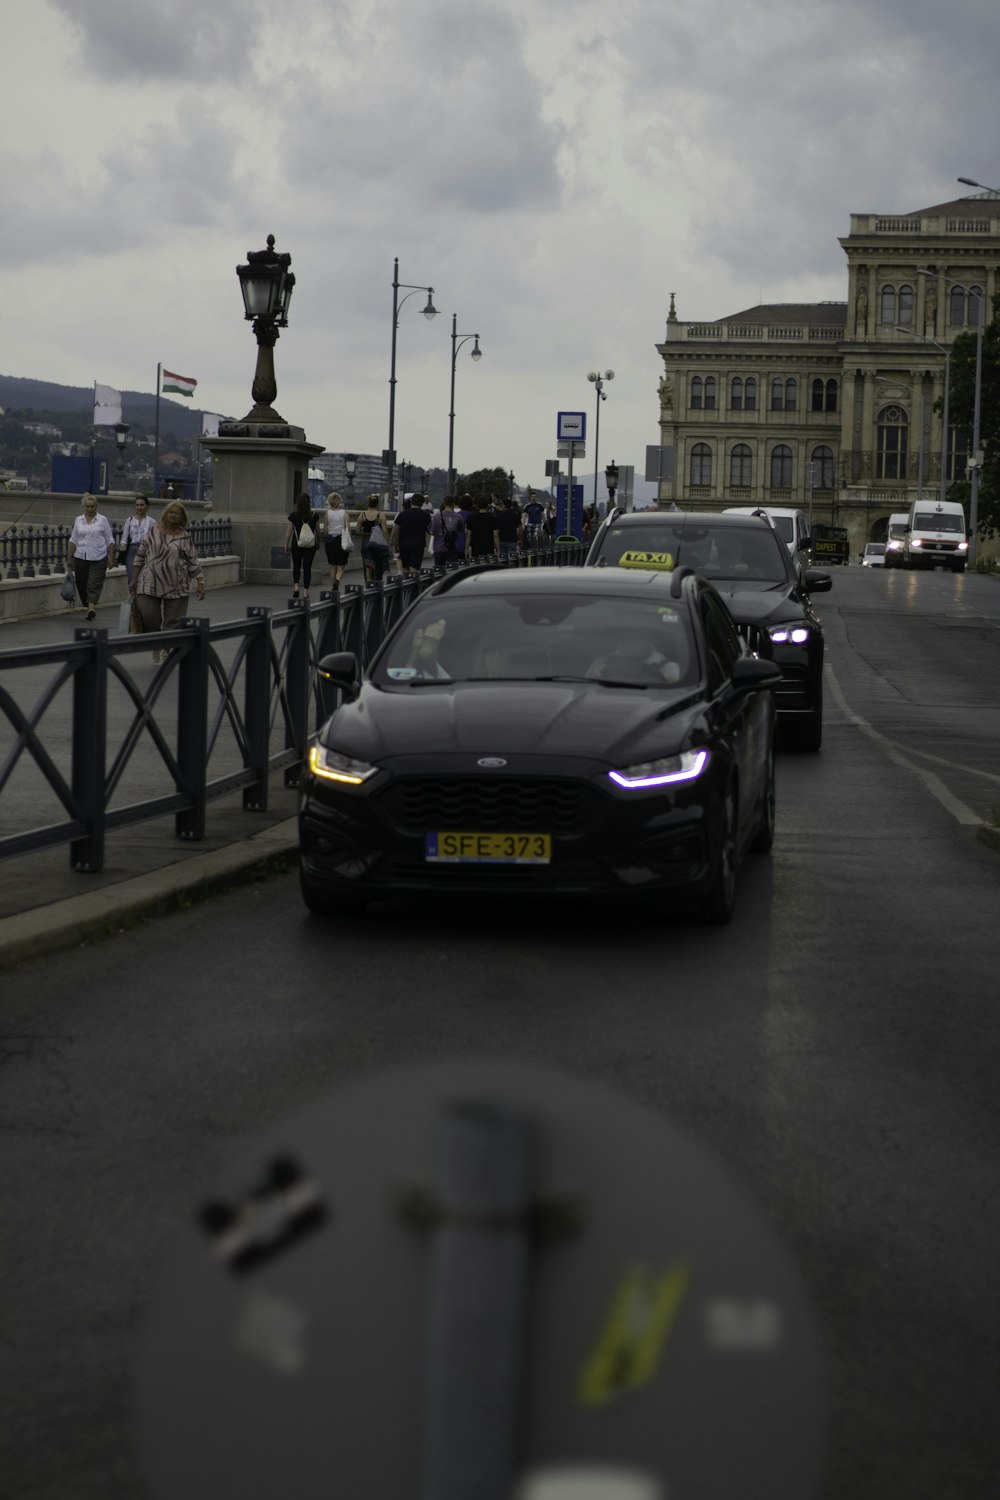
(730, 656, 781, 692)
(317, 651, 361, 697)
(804, 569, 832, 593)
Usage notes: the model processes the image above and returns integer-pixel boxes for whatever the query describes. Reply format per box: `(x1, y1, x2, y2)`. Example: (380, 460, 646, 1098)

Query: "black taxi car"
(299, 565, 779, 924)
(586, 510, 831, 750)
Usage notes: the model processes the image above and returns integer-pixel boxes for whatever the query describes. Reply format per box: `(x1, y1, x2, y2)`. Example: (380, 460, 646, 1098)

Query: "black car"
(586, 510, 831, 750)
(299, 567, 779, 923)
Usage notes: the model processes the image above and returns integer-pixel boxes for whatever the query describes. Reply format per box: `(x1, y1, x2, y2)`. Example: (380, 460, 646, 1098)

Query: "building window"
(898, 285, 914, 325)
(880, 285, 896, 324)
(704, 376, 717, 411)
(770, 378, 784, 411)
(811, 378, 825, 412)
(730, 444, 752, 487)
(877, 405, 908, 480)
(811, 445, 835, 488)
(745, 377, 757, 411)
(690, 443, 713, 487)
(731, 377, 743, 411)
(825, 378, 838, 412)
(947, 426, 970, 482)
(770, 445, 793, 489)
(969, 285, 984, 328)
(691, 376, 703, 410)
(784, 378, 797, 411)
(948, 286, 965, 326)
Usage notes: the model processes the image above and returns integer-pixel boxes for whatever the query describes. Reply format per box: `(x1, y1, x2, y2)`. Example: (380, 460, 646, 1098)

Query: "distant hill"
(0, 374, 208, 439)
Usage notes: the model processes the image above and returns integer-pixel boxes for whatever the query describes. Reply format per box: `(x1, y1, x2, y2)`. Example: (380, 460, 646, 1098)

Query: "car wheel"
(702, 781, 738, 925)
(749, 742, 775, 854)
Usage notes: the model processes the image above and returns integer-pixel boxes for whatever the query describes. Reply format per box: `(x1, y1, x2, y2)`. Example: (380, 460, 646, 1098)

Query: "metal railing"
(0, 544, 586, 873)
(0, 518, 234, 580)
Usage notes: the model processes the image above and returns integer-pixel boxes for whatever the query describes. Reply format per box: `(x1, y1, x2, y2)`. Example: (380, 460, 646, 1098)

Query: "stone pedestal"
(202, 422, 325, 584)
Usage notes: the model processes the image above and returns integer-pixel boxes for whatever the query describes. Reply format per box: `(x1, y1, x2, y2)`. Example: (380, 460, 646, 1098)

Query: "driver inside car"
(587, 626, 683, 685)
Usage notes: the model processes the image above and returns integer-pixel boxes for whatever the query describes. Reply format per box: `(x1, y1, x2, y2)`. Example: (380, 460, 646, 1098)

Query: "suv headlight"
(609, 749, 709, 789)
(307, 744, 378, 785)
(768, 625, 810, 644)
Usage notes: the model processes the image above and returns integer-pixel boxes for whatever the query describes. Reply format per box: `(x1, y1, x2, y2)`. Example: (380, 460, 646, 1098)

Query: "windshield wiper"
(535, 675, 649, 689)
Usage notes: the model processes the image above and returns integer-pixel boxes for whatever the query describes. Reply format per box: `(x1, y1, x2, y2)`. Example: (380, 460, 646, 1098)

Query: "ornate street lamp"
(587, 368, 614, 513)
(448, 315, 483, 492)
(343, 452, 357, 510)
(605, 459, 619, 509)
(235, 234, 296, 424)
(387, 257, 438, 503)
(113, 421, 131, 473)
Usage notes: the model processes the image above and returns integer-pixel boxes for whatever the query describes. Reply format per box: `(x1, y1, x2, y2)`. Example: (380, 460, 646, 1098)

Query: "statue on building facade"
(658, 375, 673, 410)
(854, 285, 868, 335)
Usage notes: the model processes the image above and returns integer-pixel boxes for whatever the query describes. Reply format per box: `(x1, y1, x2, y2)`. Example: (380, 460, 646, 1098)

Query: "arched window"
(691, 376, 703, 410)
(731, 377, 744, 411)
(770, 378, 784, 411)
(811, 378, 824, 412)
(825, 378, 838, 412)
(877, 405, 908, 480)
(704, 376, 717, 411)
(744, 377, 757, 411)
(969, 285, 984, 328)
(770, 445, 793, 489)
(948, 286, 965, 326)
(811, 445, 835, 488)
(897, 285, 914, 325)
(690, 443, 712, 486)
(880, 285, 896, 324)
(784, 378, 797, 411)
(730, 444, 752, 487)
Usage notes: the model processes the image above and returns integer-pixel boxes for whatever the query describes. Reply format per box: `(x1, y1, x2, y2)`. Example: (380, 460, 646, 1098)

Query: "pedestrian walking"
(130, 500, 205, 662)
(430, 496, 466, 569)
(283, 492, 321, 599)
(494, 496, 522, 557)
(359, 494, 391, 583)
(323, 492, 352, 589)
(465, 497, 498, 560)
(66, 493, 116, 619)
(543, 499, 558, 537)
(391, 495, 431, 576)
(118, 494, 155, 584)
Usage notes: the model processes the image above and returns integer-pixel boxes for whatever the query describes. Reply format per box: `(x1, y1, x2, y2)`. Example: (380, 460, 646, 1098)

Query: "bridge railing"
(0, 544, 586, 873)
(0, 518, 234, 580)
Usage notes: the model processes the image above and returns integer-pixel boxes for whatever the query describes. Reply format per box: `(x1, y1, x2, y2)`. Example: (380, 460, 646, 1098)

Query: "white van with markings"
(903, 499, 968, 573)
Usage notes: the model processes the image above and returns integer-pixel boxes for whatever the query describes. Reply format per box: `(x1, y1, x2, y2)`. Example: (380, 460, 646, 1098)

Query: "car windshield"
(370, 594, 698, 688)
(596, 523, 788, 582)
(866, 544, 886, 555)
(913, 511, 963, 532)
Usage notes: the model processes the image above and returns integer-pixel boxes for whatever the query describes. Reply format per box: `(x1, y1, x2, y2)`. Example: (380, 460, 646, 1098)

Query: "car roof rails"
(670, 564, 697, 599)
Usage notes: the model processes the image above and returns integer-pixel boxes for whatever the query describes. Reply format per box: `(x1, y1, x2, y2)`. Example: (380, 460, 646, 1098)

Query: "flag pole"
(153, 362, 161, 498)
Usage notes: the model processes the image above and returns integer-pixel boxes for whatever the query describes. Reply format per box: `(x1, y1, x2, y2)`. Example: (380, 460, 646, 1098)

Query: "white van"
(883, 512, 909, 570)
(723, 506, 810, 571)
(903, 499, 968, 573)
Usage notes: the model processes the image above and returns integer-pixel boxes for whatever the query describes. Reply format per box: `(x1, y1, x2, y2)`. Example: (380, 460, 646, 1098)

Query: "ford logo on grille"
(477, 757, 507, 768)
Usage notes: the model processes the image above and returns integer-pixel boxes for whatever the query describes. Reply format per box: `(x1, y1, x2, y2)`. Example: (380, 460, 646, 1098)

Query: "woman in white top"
(324, 492, 351, 589)
(67, 492, 116, 618)
(119, 494, 156, 584)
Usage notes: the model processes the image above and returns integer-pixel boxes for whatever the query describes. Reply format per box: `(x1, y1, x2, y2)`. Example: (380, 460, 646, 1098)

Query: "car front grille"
(376, 777, 604, 836)
(736, 624, 771, 657)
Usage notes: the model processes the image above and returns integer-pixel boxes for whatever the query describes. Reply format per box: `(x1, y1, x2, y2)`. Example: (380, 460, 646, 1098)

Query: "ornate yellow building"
(655, 191, 1000, 548)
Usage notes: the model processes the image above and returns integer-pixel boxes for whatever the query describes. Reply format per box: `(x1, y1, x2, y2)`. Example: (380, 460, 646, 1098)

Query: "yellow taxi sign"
(617, 550, 675, 571)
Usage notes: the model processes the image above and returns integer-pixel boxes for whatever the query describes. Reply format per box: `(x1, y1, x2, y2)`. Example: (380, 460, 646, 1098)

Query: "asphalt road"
(2, 566, 999, 1499)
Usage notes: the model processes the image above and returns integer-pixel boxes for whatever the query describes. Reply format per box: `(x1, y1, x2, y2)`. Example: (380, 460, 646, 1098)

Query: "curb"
(1, 818, 300, 968)
(976, 822, 1000, 854)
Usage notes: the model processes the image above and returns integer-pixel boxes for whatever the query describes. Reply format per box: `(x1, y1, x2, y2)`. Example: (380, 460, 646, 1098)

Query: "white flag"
(201, 412, 221, 437)
(94, 383, 122, 425)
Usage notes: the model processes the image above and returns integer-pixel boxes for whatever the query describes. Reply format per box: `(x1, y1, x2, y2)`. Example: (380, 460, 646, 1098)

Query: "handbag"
(60, 570, 76, 603)
(341, 521, 354, 552)
(118, 598, 133, 633)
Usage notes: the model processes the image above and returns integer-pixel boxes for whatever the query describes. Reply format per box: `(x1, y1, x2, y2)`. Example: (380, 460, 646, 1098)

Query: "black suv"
(586, 509, 831, 750)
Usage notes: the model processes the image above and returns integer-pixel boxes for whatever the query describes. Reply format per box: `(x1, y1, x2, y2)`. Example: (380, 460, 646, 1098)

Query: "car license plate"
(425, 832, 552, 864)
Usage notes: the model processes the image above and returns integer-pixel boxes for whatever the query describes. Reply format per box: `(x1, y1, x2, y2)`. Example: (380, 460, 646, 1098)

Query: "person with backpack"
(359, 494, 391, 583)
(283, 492, 321, 598)
(430, 496, 466, 570)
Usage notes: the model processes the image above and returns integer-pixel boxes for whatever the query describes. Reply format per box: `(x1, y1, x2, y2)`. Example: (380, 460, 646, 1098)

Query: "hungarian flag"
(162, 369, 197, 398)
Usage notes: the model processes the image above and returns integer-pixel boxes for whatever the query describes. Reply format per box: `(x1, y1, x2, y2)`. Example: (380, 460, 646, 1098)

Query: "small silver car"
(861, 543, 886, 568)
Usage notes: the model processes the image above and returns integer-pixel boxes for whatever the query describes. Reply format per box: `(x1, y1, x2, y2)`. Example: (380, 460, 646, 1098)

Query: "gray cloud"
(47, 0, 267, 81)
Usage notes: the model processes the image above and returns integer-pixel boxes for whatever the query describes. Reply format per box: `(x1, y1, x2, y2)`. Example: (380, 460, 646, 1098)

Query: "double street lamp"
(448, 315, 482, 493)
(587, 369, 614, 513)
(387, 257, 438, 504)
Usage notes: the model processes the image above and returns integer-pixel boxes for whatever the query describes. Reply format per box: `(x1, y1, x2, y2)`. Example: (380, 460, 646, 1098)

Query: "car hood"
(319, 680, 701, 765)
(711, 582, 805, 626)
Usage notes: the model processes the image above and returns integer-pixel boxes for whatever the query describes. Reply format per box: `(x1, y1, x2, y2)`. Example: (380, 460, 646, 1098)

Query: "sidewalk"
(0, 575, 359, 967)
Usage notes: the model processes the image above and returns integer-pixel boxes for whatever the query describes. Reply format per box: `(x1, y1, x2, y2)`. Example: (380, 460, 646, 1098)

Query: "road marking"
(825, 662, 984, 828)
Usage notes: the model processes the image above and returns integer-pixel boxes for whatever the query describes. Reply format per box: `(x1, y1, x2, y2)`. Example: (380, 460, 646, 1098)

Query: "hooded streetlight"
(448, 316, 484, 491)
(387, 257, 439, 502)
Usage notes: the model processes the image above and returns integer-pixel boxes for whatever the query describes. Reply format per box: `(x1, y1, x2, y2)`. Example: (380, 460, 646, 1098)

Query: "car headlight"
(911, 538, 923, 548)
(307, 744, 378, 785)
(768, 625, 810, 644)
(609, 748, 709, 789)
(958, 540, 969, 551)
(887, 540, 902, 550)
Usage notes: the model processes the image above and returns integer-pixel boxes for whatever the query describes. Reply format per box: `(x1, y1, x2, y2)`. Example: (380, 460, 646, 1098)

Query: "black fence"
(0, 518, 234, 580)
(0, 545, 586, 874)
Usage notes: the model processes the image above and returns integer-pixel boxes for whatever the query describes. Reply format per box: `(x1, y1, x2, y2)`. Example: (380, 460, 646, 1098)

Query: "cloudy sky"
(3, 0, 998, 495)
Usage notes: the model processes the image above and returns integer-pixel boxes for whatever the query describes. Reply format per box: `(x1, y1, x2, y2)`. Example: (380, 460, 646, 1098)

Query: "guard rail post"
(175, 618, 211, 842)
(243, 607, 272, 812)
(284, 600, 312, 787)
(315, 594, 343, 722)
(70, 628, 109, 872)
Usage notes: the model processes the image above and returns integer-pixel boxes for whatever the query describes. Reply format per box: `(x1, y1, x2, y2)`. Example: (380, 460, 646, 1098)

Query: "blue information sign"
(557, 411, 587, 442)
(556, 483, 585, 539)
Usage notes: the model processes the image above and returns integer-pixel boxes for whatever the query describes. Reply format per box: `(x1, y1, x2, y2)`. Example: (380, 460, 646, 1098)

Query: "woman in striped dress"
(130, 501, 205, 662)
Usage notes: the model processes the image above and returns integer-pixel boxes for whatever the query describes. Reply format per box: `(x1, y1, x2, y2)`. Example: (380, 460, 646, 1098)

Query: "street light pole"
(896, 327, 952, 505)
(448, 314, 482, 493)
(587, 369, 614, 514)
(388, 257, 438, 506)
